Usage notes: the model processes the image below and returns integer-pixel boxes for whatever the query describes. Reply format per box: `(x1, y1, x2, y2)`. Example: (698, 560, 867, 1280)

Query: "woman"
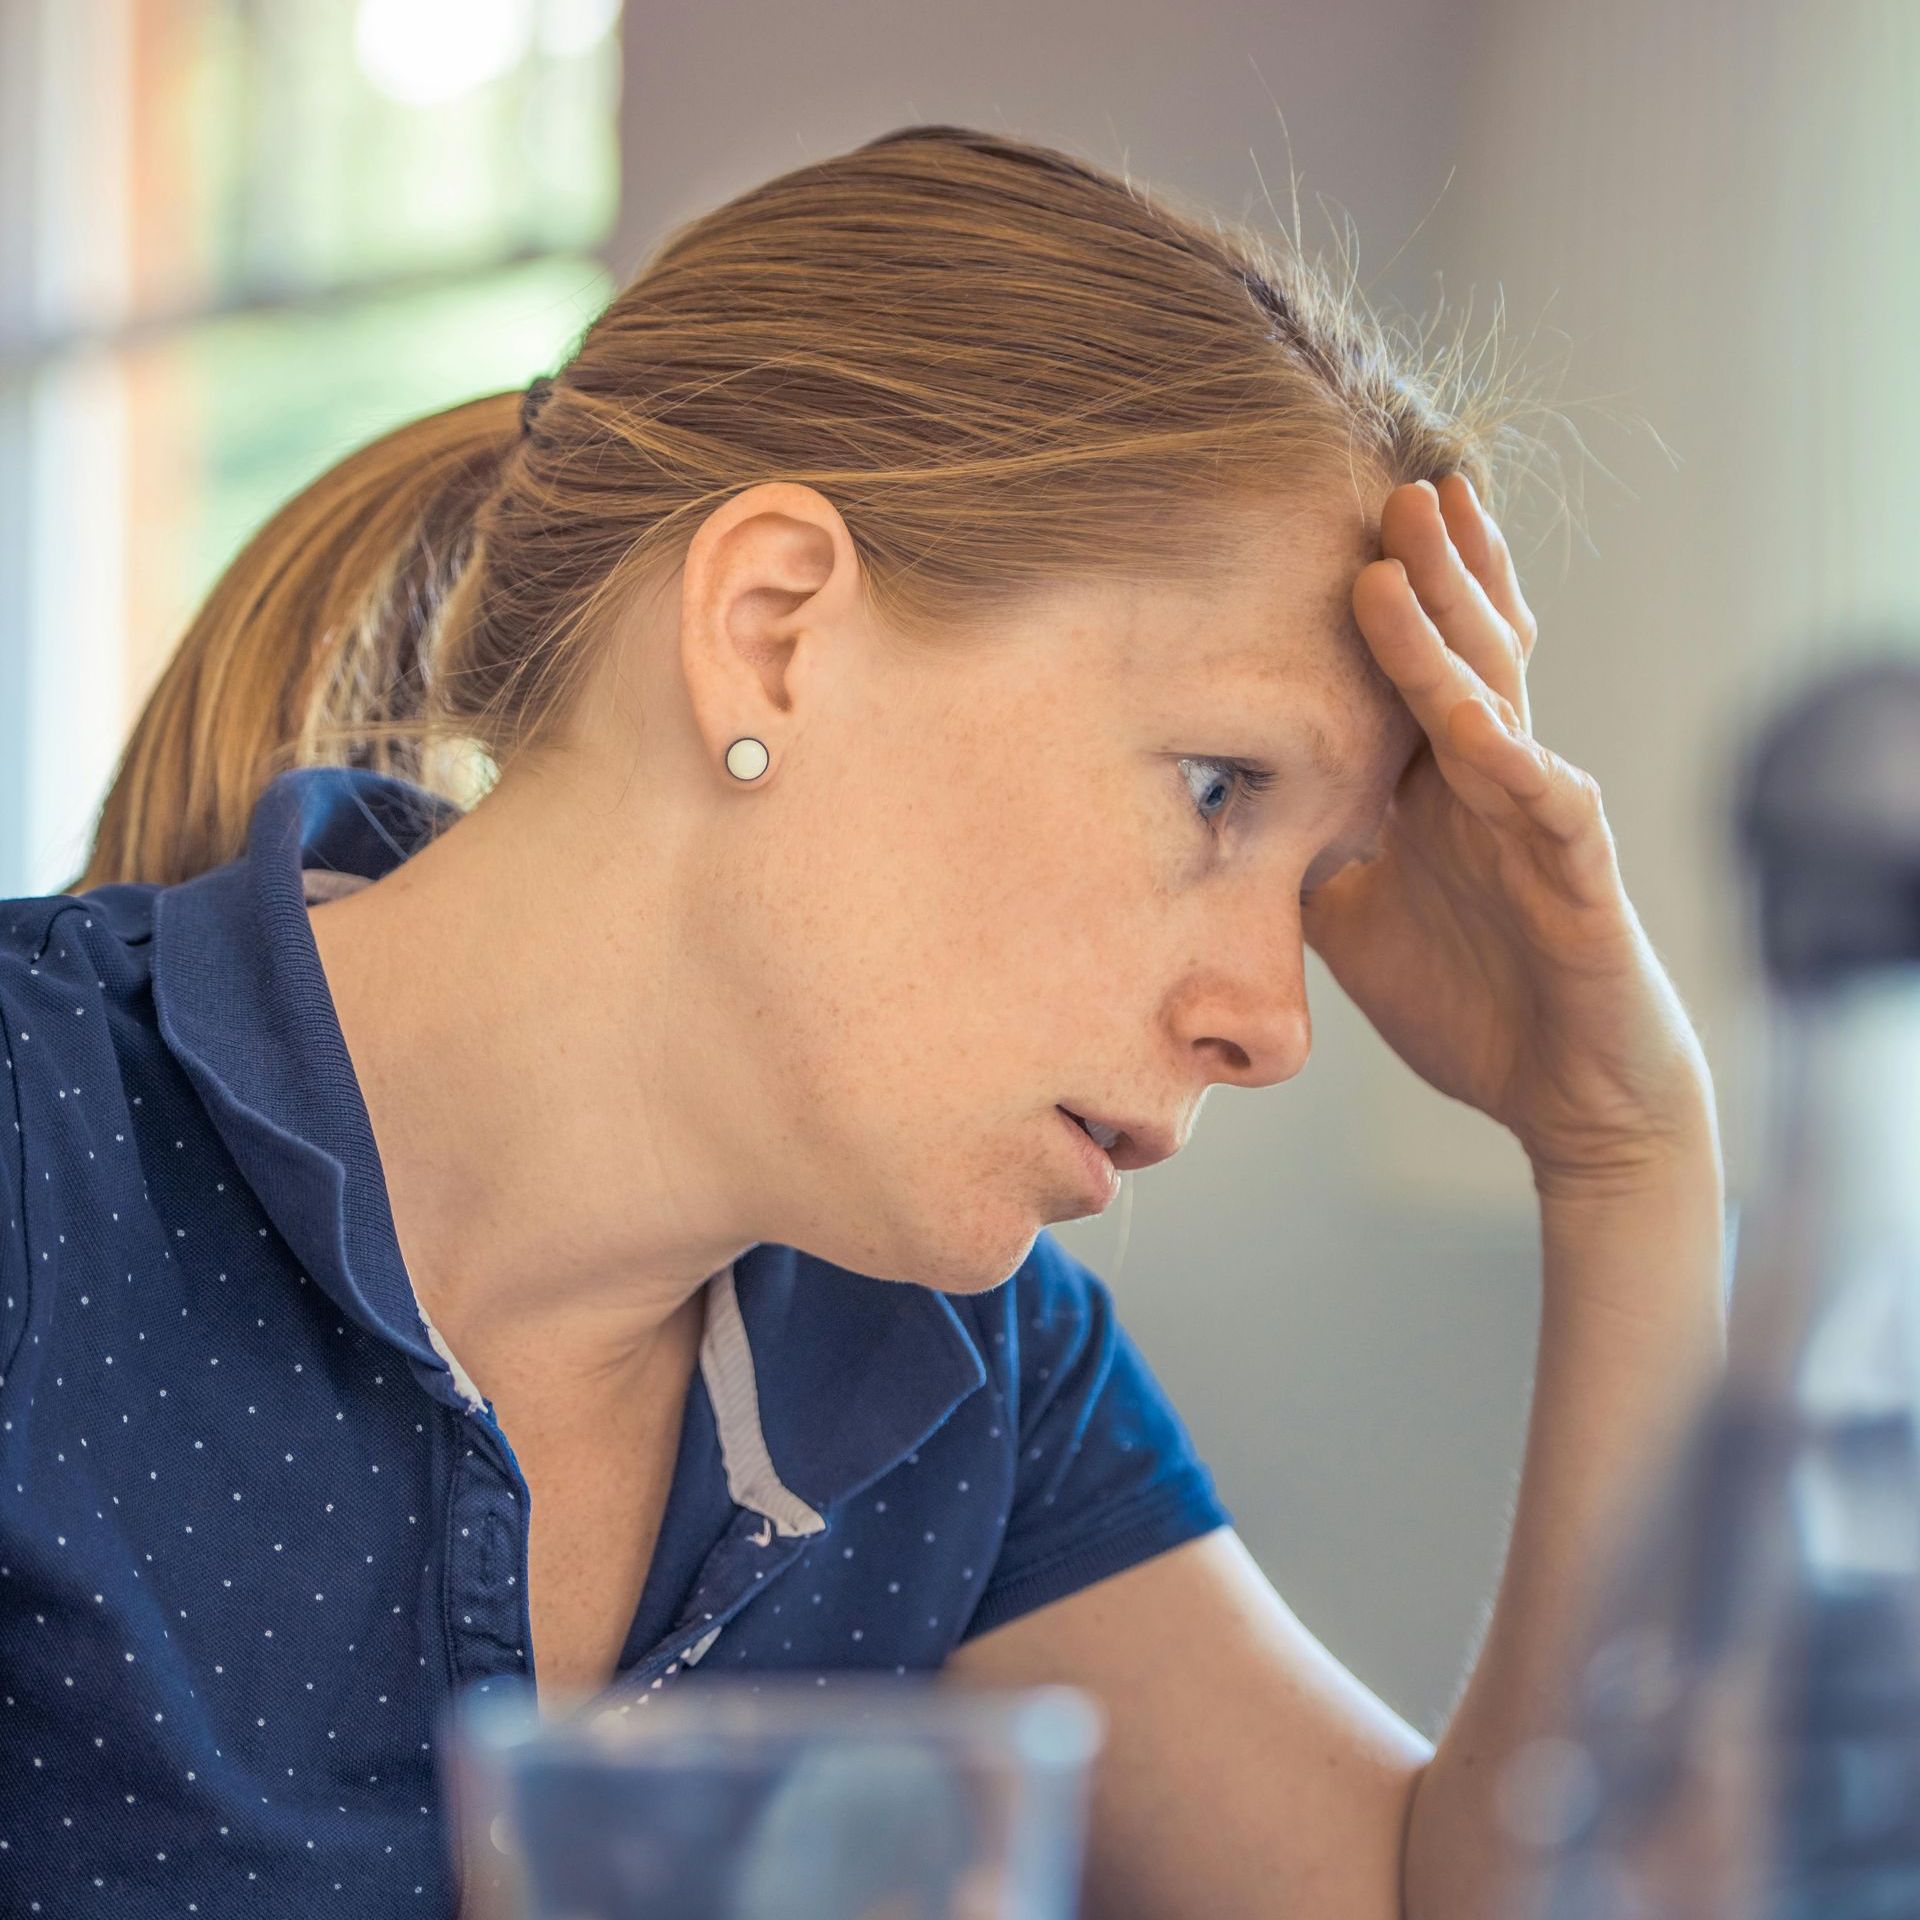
(1, 124, 1724, 1918)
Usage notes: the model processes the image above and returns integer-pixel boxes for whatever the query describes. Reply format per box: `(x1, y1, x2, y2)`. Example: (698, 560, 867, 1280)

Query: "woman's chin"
(780, 1145, 1057, 1292)
(880, 1198, 1046, 1297)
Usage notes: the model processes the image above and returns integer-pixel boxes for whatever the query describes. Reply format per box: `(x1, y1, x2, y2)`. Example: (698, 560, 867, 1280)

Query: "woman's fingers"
(1442, 696, 1590, 838)
(1439, 472, 1538, 665)
(1357, 476, 1615, 888)
(1445, 696, 1621, 897)
(1352, 557, 1520, 826)
(1353, 555, 1512, 747)
(1379, 479, 1531, 731)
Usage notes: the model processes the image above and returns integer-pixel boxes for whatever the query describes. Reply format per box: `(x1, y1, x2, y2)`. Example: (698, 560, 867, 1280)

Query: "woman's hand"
(1299, 475, 1716, 1197)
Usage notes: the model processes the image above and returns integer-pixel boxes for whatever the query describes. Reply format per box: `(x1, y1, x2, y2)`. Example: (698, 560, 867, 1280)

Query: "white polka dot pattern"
(0, 765, 1232, 1915)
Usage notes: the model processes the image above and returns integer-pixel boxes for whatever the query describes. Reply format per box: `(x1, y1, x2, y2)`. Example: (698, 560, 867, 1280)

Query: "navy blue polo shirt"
(0, 763, 1233, 1917)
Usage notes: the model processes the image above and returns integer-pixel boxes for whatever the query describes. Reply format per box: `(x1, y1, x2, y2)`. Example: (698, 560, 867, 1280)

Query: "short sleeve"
(960, 1230, 1233, 1641)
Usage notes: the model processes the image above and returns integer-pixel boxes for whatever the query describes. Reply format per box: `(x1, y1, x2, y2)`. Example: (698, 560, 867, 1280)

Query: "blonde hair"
(71, 122, 1559, 893)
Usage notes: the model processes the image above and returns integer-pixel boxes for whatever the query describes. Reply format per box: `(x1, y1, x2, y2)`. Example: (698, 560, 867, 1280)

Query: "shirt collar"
(150, 763, 984, 1530)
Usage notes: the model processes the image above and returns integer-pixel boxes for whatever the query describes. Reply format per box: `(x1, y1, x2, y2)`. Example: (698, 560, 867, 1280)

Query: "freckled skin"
(306, 481, 1420, 1415)
(714, 494, 1413, 1283)
(306, 481, 1420, 1700)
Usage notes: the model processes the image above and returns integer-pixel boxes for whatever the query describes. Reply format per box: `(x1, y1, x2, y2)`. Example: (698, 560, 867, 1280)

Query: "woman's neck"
(302, 771, 755, 1408)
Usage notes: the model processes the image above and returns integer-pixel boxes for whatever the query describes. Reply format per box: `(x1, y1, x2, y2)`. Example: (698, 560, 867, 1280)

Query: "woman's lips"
(1061, 1107, 1122, 1150)
(1055, 1106, 1121, 1206)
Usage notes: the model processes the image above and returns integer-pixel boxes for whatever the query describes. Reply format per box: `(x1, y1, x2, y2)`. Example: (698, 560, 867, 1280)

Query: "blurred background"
(1, 0, 1914, 1737)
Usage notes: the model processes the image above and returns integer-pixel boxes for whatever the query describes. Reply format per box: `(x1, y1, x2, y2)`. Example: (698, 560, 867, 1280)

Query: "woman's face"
(585, 483, 1427, 1295)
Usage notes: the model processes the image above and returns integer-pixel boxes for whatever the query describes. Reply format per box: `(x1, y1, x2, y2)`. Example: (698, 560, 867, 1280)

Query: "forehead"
(1104, 503, 1419, 782)
(1216, 623, 1417, 780)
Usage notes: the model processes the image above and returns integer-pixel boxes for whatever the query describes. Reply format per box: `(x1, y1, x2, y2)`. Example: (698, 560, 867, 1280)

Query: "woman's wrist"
(1521, 1068, 1722, 1208)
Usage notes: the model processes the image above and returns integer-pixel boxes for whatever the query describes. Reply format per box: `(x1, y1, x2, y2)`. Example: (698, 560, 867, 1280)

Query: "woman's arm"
(941, 1516, 1433, 1920)
(940, 1121, 1725, 1920)
(1401, 1122, 1727, 1920)
(945, 473, 1731, 1913)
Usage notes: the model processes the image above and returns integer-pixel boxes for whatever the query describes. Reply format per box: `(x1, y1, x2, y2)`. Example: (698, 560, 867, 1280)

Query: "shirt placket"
(594, 1506, 829, 1708)
(443, 1418, 533, 1690)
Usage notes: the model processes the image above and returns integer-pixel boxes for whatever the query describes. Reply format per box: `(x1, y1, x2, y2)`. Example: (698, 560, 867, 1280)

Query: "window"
(0, 0, 625, 896)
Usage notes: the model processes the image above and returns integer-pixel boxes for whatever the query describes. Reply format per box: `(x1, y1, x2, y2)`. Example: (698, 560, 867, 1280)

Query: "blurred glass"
(1501, 656, 1920, 1920)
(444, 1676, 1107, 1920)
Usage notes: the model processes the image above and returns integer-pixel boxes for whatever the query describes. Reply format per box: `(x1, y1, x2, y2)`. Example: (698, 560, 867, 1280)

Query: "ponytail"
(68, 390, 523, 892)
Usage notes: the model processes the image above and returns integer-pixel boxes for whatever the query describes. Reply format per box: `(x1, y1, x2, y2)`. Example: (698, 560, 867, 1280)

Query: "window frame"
(0, 0, 631, 897)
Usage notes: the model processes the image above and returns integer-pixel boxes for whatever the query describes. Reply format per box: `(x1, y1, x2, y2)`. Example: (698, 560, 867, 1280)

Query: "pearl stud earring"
(725, 736, 770, 781)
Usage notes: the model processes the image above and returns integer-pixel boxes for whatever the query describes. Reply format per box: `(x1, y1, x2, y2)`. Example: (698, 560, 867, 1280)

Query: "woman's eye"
(1178, 756, 1278, 833)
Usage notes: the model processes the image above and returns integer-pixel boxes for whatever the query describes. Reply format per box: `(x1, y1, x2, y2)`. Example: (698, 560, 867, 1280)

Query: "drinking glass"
(444, 1673, 1106, 1920)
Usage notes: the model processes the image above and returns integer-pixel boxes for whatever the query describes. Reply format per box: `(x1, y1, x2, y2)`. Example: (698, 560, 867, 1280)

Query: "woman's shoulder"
(0, 881, 162, 1033)
(0, 882, 168, 1277)
(0, 878, 160, 966)
(0, 882, 162, 1104)
(0, 880, 204, 1408)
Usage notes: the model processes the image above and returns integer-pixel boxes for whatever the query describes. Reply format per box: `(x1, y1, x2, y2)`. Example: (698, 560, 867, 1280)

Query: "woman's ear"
(677, 482, 866, 777)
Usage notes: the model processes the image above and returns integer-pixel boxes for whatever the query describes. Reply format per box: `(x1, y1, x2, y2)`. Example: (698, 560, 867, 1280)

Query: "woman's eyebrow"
(1288, 717, 1352, 785)
(1208, 650, 1407, 816)
(1275, 712, 1378, 800)
(1289, 704, 1417, 866)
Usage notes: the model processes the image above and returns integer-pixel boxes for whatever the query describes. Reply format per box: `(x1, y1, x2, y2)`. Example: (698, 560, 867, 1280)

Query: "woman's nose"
(1175, 934, 1315, 1091)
